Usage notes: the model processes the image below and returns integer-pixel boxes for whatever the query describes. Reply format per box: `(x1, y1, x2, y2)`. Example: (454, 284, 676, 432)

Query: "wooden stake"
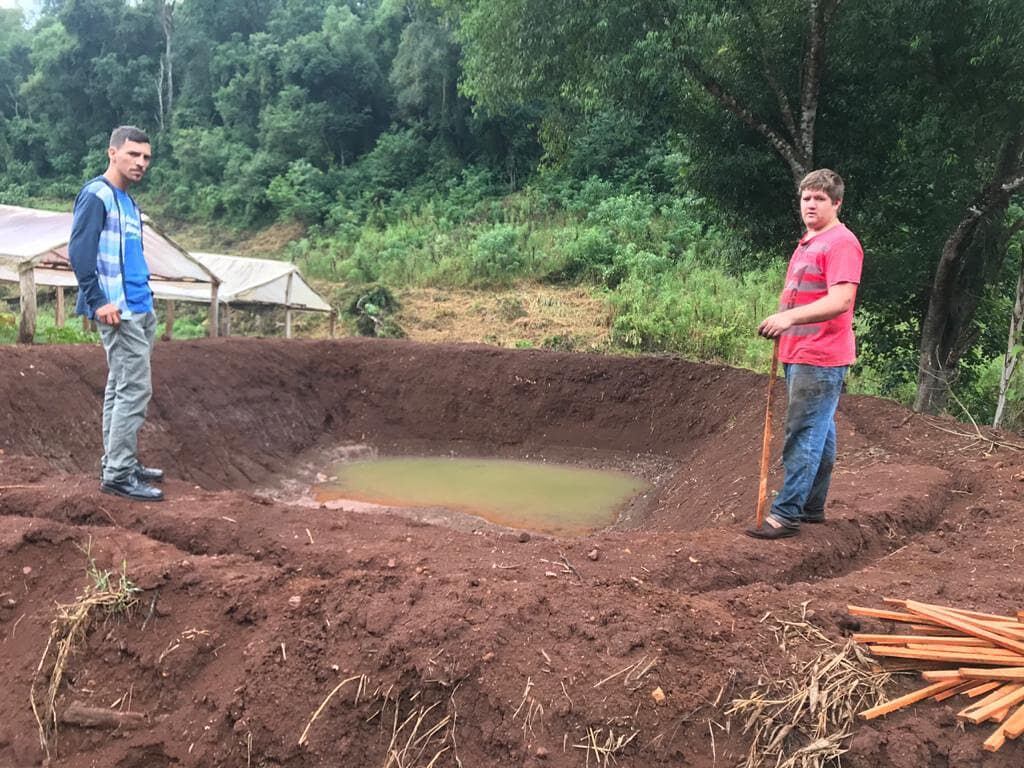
(966, 681, 1004, 698)
(960, 685, 1024, 725)
(55, 286, 65, 327)
(868, 646, 1024, 665)
(934, 681, 979, 702)
(163, 299, 175, 341)
(905, 601, 1024, 656)
(848, 605, 943, 625)
(959, 667, 1024, 682)
(18, 265, 36, 344)
(1004, 702, 1024, 738)
(860, 679, 964, 720)
(755, 339, 779, 528)
(884, 598, 1015, 623)
(854, 634, 989, 646)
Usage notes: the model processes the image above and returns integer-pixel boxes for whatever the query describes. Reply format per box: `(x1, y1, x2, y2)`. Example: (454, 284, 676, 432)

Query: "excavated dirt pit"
(1, 337, 1023, 768)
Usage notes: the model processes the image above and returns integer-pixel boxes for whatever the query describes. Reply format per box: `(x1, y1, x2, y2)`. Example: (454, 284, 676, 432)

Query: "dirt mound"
(1, 338, 1022, 767)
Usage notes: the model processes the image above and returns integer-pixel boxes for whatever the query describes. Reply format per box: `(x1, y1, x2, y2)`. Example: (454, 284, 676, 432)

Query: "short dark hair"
(799, 169, 844, 203)
(109, 125, 150, 148)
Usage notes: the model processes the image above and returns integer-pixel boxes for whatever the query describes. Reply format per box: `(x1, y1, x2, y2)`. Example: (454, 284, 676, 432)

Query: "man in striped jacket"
(69, 126, 164, 502)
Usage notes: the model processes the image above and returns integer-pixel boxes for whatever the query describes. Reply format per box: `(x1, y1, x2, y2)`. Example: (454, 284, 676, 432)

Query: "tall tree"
(994, 220, 1024, 428)
(454, 0, 841, 193)
(452, 0, 1024, 411)
(156, 0, 176, 131)
(913, 131, 1024, 412)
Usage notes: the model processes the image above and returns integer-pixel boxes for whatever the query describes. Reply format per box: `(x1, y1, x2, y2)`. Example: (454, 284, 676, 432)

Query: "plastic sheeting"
(0, 204, 215, 286)
(157, 252, 332, 312)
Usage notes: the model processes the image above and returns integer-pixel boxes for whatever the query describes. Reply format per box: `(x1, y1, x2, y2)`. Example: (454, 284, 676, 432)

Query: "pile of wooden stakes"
(848, 598, 1024, 753)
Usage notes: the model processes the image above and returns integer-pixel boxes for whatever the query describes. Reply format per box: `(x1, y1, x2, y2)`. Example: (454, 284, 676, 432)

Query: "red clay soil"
(1, 338, 1022, 768)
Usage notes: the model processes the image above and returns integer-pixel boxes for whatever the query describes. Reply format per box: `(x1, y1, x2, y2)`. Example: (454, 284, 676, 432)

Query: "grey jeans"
(99, 312, 157, 482)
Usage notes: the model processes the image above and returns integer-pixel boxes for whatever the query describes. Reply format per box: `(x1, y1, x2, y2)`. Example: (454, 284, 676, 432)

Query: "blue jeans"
(771, 363, 847, 527)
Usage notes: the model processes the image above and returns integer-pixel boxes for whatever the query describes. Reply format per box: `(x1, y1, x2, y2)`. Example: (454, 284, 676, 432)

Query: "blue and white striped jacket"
(68, 177, 143, 318)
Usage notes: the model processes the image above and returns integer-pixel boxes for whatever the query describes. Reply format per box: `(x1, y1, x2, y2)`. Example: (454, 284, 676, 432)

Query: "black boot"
(135, 465, 164, 483)
(100, 474, 165, 502)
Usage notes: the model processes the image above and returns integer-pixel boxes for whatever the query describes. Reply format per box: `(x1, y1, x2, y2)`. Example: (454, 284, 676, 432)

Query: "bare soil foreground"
(1, 338, 1022, 768)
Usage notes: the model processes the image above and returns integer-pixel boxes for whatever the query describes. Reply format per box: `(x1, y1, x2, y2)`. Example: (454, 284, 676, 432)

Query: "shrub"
(468, 224, 528, 285)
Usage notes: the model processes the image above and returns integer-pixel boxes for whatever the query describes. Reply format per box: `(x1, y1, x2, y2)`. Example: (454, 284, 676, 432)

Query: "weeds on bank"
(30, 541, 142, 759)
(725, 608, 890, 768)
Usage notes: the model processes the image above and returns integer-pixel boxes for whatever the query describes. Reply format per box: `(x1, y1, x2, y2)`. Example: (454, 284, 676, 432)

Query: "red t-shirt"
(777, 223, 863, 366)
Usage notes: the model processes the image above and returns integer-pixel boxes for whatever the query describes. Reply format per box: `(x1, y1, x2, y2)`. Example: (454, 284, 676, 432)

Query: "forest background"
(1, 0, 1022, 426)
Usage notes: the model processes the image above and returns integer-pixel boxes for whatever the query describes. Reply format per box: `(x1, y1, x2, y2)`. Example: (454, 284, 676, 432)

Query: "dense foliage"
(1, 0, 1022, 424)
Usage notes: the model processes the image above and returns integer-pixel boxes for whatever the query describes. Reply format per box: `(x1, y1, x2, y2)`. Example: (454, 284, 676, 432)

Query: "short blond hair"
(799, 169, 844, 203)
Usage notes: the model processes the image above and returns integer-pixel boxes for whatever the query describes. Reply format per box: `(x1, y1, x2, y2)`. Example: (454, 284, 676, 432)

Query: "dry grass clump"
(726, 610, 890, 768)
(572, 726, 640, 767)
(30, 546, 142, 759)
(299, 674, 462, 767)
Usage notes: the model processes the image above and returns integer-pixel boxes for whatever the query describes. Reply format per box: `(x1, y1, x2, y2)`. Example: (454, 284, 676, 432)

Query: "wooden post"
(18, 265, 37, 344)
(55, 286, 66, 327)
(754, 340, 780, 528)
(328, 310, 336, 339)
(284, 271, 294, 339)
(208, 283, 219, 338)
(222, 304, 232, 336)
(162, 300, 175, 341)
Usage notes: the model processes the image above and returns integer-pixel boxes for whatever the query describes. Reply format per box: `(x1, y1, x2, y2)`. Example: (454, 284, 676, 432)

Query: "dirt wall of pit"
(0, 338, 923, 531)
(2, 339, 1017, 768)
(0, 338, 764, 478)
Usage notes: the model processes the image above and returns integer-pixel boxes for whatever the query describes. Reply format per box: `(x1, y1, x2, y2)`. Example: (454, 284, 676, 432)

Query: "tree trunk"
(159, 1, 175, 128)
(682, 0, 840, 191)
(156, 56, 164, 131)
(994, 222, 1024, 428)
(914, 131, 1024, 413)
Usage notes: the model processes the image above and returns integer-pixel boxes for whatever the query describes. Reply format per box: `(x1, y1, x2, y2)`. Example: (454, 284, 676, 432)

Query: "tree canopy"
(1, 0, 1022, 413)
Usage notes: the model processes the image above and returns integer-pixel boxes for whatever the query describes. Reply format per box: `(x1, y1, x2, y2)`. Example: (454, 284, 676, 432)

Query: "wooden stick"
(61, 703, 146, 729)
(982, 703, 1024, 752)
(934, 681, 979, 702)
(983, 725, 1008, 752)
(961, 685, 1024, 725)
(909, 626, 962, 638)
(868, 646, 1024, 665)
(854, 634, 989, 646)
(848, 606, 943, 625)
(907, 643, 1020, 657)
(959, 684, 1018, 718)
(1005, 702, 1024, 738)
(958, 684, 1023, 723)
(988, 706, 1011, 723)
(905, 601, 1024, 656)
(967, 681, 1005, 698)
(958, 667, 1024, 681)
(755, 339, 779, 528)
(884, 598, 1015, 623)
(860, 679, 964, 720)
(921, 670, 966, 681)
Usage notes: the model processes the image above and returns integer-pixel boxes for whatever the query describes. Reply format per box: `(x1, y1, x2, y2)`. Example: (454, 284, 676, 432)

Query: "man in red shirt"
(747, 169, 863, 539)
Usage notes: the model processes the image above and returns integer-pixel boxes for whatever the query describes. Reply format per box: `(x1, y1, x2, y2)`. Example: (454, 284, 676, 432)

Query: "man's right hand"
(96, 303, 121, 326)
